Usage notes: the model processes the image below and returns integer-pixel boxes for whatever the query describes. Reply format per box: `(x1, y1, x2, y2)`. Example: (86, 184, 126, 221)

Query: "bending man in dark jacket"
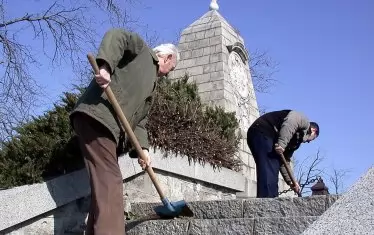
(69, 28, 179, 235)
(247, 110, 320, 198)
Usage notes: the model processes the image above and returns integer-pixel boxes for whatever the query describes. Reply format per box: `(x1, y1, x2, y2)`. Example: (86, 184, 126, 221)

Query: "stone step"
(128, 195, 339, 220)
(125, 216, 319, 235)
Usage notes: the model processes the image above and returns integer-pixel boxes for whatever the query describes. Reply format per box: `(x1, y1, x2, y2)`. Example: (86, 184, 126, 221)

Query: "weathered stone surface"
(0, 149, 245, 233)
(243, 196, 326, 218)
(325, 194, 340, 209)
(2, 196, 338, 234)
(0, 169, 90, 232)
(189, 218, 254, 235)
(3, 197, 89, 235)
(125, 219, 189, 235)
(254, 217, 318, 235)
(302, 166, 374, 235)
(124, 217, 319, 235)
(129, 196, 337, 220)
(187, 200, 243, 219)
(129, 200, 242, 219)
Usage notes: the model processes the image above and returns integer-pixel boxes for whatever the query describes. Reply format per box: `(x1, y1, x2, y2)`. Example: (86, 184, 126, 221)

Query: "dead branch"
(295, 149, 325, 195)
(249, 48, 279, 94)
(328, 168, 351, 194)
(0, 0, 142, 142)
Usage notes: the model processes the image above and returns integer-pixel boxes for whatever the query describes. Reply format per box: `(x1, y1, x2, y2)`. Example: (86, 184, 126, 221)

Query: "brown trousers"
(73, 113, 124, 235)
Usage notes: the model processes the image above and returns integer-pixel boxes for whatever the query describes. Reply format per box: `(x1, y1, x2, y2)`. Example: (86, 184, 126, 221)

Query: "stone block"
(204, 28, 215, 38)
(195, 31, 205, 40)
(210, 53, 223, 63)
(209, 35, 222, 46)
(203, 63, 218, 74)
(189, 218, 254, 235)
(204, 99, 225, 109)
(210, 71, 224, 81)
(178, 42, 189, 51)
(248, 155, 256, 169)
(197, 80, 224, 93)
(188, 66, 204, 76)
(198, 90, 224, 102)
(198, 16, 212, 25)
(325, 194, 339, 209)
(179, 58, 196, 68)
(0, 169, 90, 231)
(203, 46, 215, 55)
(190, 38, 210, 49)
(126, 220, 190, 235)
(195, 55, 210, 66)
(191, 48, 204, 58)
(180, 50, 192, 60)
(181, 27, 193, 35)
(223, 89, 236, 103)
(214, 27, 223, 36)
(239, 150, 250, 165)
(216, 44, 225, 53)
(302, 167, 374, 235)
(215, 62, 224, 72)
(172, 69, 189, 78)
(243, 196, 327, 218)
(186, 200, 243, 219)
(184, 33, 196, 42)
(191, 24, 211, 33)
(192, 74, 211, 84)
(254, 217, 318, 235)
(191, 21, 220, 33)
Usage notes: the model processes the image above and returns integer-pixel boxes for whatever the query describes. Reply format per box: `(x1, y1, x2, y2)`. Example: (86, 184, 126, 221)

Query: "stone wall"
(124, 170, 236, 204)
(0, 148, 245, 234)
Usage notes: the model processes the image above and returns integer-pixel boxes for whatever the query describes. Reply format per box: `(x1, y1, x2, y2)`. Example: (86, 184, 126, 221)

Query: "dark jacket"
(70, 28, 159, 156)
(248, 110, 310, 184)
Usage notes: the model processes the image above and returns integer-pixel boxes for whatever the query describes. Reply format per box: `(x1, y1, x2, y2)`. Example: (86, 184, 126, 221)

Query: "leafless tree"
(249, 48, 279, 94)
(328, 168, 351, 194)
(294, 149, 325, 195)
(0, 0, 152, 142)
(294, 150, 351, 196)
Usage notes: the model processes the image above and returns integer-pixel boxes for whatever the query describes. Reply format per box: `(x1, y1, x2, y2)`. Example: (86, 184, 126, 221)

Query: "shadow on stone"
(44, 170, 90, 234)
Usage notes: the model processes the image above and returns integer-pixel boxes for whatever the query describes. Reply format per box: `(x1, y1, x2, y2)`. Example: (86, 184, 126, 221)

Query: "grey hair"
(153, 43, 180, 62)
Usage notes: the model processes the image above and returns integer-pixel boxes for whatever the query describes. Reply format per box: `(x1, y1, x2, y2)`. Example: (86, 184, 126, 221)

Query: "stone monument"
(170, 0, 291, 196)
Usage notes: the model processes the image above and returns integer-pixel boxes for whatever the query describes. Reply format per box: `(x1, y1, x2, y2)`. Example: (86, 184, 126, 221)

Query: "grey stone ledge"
(125, 216, 319, 235)
(0, 148, 245, 231)
(128, 196, 338, 220)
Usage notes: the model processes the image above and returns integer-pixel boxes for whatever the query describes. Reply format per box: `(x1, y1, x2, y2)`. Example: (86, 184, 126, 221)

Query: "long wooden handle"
(87, 53, 166, 200)
(279, 153, 301, 196)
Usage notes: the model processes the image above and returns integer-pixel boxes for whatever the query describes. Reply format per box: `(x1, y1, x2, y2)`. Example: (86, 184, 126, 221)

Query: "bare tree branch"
(249, 48, 279, 94)
(328, 168, 351, 194)
(295, 149, 325, 195)
(0, 0, 147, 142)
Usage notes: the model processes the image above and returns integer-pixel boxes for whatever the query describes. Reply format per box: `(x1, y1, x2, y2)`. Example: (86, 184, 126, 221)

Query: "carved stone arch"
(226, 42, 249, 64)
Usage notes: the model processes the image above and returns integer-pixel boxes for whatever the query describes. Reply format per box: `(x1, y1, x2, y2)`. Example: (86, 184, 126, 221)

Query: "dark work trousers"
(73, 113, 124, 235)
(247, 129, 281, 198)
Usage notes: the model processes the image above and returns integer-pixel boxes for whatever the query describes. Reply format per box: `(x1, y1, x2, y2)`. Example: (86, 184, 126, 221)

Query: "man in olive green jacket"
(70, 28, 179, 235)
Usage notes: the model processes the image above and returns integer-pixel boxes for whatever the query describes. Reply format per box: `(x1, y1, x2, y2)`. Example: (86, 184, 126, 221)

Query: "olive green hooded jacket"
(70, 28, 159, 155)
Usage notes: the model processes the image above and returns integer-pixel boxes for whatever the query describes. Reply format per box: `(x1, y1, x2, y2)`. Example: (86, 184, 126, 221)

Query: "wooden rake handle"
(279, 153, 301, 197)
(87, 53, 166, 200)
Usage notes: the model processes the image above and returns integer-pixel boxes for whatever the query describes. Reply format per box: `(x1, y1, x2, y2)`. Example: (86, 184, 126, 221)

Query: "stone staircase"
(124, 195, 339, 235)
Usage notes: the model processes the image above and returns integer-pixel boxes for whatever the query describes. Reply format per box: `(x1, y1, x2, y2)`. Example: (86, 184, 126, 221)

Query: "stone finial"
(209, 0, 219, 11)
